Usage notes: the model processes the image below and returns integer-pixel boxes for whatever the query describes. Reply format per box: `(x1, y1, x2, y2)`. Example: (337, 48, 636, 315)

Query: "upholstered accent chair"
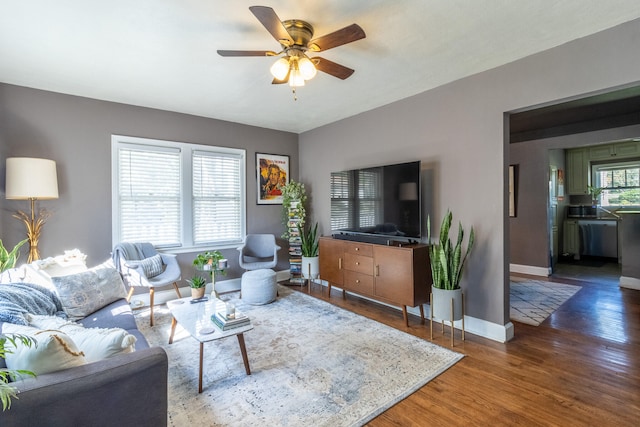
(112, 242, 181, 326)
(237, 234, 281, 271)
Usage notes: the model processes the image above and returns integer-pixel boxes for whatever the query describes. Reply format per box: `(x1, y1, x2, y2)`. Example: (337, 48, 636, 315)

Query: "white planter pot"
(431, 286, 463, 321)
(301, 256, 319, 279)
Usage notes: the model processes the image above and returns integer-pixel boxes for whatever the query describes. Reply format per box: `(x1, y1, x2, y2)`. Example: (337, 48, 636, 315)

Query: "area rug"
(136, 285, 463, 427)
(510, 278, 581, 326)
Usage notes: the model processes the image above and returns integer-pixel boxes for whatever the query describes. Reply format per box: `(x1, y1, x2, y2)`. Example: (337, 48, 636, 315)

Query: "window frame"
(111, 135, 246, 252)
(592, 159, 640, 207)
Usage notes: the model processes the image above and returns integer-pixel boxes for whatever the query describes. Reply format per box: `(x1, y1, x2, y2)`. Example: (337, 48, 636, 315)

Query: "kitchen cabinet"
(588, 141, 640, 160)
(566, 148, 589, 195)
(563, 219, 580, 257)
(319, 237, 430, 326)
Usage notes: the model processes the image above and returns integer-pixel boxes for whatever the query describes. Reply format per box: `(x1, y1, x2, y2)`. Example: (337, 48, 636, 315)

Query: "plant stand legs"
(429, 291, 465, 347)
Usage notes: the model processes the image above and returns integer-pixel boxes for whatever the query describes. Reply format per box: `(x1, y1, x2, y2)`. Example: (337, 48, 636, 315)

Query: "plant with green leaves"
(186, 275, 207, 289)
(427, 211, 475, 290)
(192, 250, 226, 278)
(281, 180, 307, 239)
(1, 333, 36, 411)
(588, 185, 604, 203)
(0, 239, 28, 273)
(298, 221, 319, 257)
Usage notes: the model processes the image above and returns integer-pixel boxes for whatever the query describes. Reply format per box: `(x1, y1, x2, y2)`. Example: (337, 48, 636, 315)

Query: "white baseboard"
(509, 263, 550, 277)
(620, 276, 640, 290)
(320, 280, 514, 343)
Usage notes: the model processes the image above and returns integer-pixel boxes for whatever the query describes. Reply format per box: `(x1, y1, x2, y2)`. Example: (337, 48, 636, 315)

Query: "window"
(593, 160, 640, 206)
(330, 168, 382, 231)
(112, 135, 246, 250)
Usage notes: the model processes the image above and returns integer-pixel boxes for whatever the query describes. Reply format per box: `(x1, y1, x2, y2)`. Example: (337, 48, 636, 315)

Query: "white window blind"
(193, 151, 243, 245)
(118, 145, 181, 246)
(112, 135, 246, 250)
(357, 169, 382, 227)
(330, 171, 352, 231)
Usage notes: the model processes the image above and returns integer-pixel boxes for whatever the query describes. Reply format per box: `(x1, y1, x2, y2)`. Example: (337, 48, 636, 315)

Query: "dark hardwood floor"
(289, 264, 640, 426)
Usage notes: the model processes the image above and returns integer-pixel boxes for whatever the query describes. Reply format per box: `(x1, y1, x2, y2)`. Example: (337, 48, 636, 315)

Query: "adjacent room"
(1, 2, 639, 426)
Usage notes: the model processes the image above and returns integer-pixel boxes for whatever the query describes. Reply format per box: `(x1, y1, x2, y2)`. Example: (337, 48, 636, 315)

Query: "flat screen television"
(330, 160, 421, 244)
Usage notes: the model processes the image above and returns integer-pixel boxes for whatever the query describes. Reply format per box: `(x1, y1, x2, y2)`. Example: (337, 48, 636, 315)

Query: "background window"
(112, 135, 246, 250)
(593, 161, 640, 206)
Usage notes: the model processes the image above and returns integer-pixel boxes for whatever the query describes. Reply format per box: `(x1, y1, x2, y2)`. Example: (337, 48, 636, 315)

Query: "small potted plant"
(588, 185, 604, 206)
(187, 275, 207, 299)
(298, 221, 319, 279)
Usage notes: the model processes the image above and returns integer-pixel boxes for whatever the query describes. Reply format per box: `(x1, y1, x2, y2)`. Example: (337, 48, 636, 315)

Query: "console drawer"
(344, 270, 374, 295)
(344, 242, 373, 257)
(343, 253, 373, 275)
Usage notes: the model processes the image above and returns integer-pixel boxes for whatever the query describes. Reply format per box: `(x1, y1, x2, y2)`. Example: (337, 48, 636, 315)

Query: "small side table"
(167, 297, 253, 393)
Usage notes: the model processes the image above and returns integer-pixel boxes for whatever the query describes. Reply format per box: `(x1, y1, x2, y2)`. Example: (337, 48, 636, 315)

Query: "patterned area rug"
(136, 285, 462, 426)
(510, 278, 581, 326)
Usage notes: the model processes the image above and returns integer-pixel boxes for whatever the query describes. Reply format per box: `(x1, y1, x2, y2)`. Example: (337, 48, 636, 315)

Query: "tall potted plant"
(298, 221, 319, 279)
(427, 211, 474, 322)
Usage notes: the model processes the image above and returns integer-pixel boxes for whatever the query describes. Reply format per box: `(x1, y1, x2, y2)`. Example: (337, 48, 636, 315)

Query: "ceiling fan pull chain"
(292, 87, 298, 101)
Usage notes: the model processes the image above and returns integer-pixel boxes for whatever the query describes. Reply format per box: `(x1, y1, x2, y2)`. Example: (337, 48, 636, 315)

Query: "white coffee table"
(167, 297, 253, 393)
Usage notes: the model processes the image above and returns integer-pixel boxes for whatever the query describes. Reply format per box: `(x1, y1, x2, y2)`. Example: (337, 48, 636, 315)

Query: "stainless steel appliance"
(578, 220, 618, 258)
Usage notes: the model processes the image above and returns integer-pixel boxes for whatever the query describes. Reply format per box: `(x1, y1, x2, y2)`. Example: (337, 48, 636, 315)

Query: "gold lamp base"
(13, 198, 52, 263)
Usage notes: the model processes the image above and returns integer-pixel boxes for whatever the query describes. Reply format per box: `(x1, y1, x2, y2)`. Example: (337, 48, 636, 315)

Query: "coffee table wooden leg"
(199, 342, 204, 393)
(236, 333, 251, 375)
(168, 317, 177, 345)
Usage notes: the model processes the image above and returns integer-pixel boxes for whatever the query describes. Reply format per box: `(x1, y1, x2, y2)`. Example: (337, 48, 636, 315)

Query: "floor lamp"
(5, 157, 59, 263)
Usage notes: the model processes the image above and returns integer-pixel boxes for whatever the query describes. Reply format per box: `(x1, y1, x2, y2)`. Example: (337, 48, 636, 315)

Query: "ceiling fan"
(217, 6, 366, 93)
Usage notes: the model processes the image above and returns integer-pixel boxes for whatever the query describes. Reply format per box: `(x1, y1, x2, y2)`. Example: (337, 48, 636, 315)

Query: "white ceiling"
(1, 1, 639, 134)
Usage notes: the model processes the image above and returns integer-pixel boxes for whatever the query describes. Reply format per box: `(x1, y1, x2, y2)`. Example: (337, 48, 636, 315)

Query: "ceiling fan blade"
(308, 24, 365, 52)
(217, 50, 276, 57)
(249, 6, 294, 47)
(312, 57, 355, 80)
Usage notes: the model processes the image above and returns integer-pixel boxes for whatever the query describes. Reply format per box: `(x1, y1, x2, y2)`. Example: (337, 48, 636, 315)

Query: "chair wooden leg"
(125, 287, 135, 303)
(172, 281, 182, 298)
(149, 288, 155, 327)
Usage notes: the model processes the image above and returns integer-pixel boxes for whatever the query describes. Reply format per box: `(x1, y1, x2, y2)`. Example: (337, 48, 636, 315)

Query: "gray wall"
(0, 84, 298, 280)
(299, 18, 640, 327)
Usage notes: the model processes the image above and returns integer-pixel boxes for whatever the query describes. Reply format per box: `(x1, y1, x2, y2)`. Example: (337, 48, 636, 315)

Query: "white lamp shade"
(298, 57, 317, 80)
(5, 157, 59, 200)
(270, 57, 290, 81)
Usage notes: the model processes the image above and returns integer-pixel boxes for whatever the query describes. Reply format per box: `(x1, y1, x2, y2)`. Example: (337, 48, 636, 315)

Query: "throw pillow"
(51, 264, 127, 321)
(2, 323, 87, 375)
(126, 254, 164, 278)
(27, 314, 137, 362)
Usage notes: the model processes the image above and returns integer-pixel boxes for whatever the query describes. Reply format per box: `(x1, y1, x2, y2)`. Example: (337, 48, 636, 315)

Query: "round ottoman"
(241, 269, 277, 305)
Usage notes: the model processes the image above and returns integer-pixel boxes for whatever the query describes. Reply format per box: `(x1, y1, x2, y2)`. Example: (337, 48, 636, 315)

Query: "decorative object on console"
(5, 157, 59, 263)
(427, 210, 475, 346)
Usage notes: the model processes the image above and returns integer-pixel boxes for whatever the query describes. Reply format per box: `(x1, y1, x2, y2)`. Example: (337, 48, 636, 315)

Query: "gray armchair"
(112, 242, 182, 326)
(237, 234, 281, 270)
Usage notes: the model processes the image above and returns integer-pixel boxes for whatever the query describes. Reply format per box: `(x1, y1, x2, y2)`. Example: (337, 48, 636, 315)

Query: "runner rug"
(137, 285, 463, 427)
(510, 277, 581, 326)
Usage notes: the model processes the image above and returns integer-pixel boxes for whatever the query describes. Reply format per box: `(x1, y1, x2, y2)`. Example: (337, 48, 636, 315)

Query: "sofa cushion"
(52, 264, 127, 321)
(2, 323, 87, 375)
(27, 314, 137, 363)
(126, 254, 164, 278)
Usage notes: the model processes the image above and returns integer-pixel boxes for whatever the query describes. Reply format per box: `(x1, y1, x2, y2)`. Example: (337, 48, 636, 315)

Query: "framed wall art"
(256, 152, 289, 204)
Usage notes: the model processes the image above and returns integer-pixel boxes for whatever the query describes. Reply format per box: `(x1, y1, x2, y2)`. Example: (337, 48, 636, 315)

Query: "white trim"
(317, 280, 515, 343)
(509, 263, 550, 277)
(620, 276, 640, 290)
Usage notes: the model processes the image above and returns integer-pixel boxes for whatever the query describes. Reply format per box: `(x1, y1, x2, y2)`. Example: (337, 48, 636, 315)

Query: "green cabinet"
(566, 148, 589, 195)
(588, 141, 640, 160)
(563, 219, 580, 257)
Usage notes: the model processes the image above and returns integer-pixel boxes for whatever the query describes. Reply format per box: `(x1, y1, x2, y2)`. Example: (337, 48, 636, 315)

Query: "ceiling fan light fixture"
(270, 57, 290, 80)
(289, 67, 305, 87)
(298, 56, 317, 80)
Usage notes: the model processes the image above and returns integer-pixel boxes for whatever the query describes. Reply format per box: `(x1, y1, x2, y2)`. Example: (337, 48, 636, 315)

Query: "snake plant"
(427, 211, 474, 290)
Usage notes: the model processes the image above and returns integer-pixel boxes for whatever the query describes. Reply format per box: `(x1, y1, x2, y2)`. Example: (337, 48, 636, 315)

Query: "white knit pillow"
(27, 314, 137, 363)
(2, 323, 87, 375)
(126, 254, 164, 278)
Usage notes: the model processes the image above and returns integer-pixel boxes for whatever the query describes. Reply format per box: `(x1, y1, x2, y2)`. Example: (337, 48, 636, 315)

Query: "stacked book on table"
(210, 300, 250, 331)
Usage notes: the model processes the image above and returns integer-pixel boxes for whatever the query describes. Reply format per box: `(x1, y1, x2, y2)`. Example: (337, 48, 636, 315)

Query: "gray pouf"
(241, 269, 277, 305)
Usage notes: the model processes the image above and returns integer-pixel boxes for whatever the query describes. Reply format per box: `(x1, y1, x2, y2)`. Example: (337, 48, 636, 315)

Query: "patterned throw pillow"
(2, 323, 87, 375)
(51, 266, 127, 321)
(126, 254, 164, 278)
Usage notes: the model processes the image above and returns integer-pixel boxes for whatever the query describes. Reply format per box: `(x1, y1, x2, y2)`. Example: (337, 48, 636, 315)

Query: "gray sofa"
(0, 297, 168, 427)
